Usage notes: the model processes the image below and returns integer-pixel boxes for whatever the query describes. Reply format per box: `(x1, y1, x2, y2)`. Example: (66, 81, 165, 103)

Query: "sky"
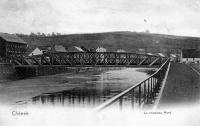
(0, 0, 200, 37)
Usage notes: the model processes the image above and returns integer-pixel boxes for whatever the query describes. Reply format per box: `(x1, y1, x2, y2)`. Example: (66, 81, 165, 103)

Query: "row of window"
(5, 43, 27, 55)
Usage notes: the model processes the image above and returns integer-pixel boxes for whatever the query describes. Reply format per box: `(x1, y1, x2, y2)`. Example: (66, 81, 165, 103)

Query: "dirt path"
(158, 63, 200, 108)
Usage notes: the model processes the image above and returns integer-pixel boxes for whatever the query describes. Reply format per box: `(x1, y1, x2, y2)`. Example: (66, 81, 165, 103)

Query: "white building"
(137, 48, 146, 54)
(28, 48, 43, 56)
(96, 47, 106, 52)
(74, 46, 84, 52)
(147, 53, 154, 55)
(117, 49, 126, 53)
(28, 46, 51, 56)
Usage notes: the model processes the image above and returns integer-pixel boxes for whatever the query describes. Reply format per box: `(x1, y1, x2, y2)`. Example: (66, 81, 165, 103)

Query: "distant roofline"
(0, 32, 27, 44)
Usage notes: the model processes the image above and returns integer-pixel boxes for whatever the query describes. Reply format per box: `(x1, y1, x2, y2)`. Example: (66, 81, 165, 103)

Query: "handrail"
(95, 58, 170, 111)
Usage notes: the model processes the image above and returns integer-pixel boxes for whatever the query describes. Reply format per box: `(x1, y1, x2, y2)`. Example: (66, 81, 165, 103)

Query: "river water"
(0, 67, 156, 108)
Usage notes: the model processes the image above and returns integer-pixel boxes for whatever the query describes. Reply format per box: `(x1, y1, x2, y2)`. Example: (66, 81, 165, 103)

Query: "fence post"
(153, 77, 156, 97)
(144, 81, 146, 103)
(131, 89, 134, 109)
(151, 77, 153, 99)
(139, 85, 141, 107)
(147, 78, 150, 103)
(119, 97, 123, 110)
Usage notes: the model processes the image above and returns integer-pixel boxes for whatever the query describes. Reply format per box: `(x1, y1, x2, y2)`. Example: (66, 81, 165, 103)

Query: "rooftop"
(182, 49, 200, 58)
(0, 33, 26, 44)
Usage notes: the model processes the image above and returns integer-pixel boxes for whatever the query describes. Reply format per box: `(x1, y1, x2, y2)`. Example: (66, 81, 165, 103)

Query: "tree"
(37, 32, 41, 36)
(56, 33, 61, 36)
(41, 33, 46, 37)
(30, 32, 36, 36)
(52, 32, 56, 36)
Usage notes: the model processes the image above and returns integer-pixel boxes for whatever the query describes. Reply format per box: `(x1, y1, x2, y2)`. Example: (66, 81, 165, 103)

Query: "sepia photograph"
(0, 0, 200, 126)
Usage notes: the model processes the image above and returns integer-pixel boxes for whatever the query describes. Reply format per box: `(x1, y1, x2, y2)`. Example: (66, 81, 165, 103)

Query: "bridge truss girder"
(12, 52, 168, 67)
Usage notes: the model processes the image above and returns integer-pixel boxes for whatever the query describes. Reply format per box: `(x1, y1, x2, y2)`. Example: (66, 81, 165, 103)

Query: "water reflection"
(32, 87, 121, 108)
(30, 68, 155, 108)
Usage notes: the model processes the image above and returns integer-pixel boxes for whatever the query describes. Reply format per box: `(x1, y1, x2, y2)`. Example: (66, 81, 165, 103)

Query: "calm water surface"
(29, 68, 155, 108)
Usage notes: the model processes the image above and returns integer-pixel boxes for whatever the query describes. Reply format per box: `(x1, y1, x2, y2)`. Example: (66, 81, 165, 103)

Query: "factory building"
(0, 33, 27, 58)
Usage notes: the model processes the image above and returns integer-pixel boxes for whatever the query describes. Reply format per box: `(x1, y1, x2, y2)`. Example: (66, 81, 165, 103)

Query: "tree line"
(16, 32, 63, 37)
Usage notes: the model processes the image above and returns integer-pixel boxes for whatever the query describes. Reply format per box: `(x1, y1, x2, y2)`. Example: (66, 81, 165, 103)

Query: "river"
(0, 67, 156, 108)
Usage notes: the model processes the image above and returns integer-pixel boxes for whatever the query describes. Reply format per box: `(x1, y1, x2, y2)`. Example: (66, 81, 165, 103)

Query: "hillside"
(18, 31, 200, 55)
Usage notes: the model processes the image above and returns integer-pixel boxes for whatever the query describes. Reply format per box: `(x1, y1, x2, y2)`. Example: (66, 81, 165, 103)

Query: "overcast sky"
(0, 0, 200, 37)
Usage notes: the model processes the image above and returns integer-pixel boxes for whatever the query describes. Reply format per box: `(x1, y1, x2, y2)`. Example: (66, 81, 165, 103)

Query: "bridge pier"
(0, 63, 15, 82)
(15, 66, 77, 78)
(15, 66, 72, 78)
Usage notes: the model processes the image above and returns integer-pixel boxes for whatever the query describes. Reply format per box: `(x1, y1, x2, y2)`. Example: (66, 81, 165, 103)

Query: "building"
(80, 46, 90, 52)
(28, 46, 51, 56)
(28, 45, 66, 56)
(66, 46, 84, 52)
(73, 46, 84, 52)
(96, 47, 106, 52)
(116, 49, 125, 53)
(181, 49, 200, 63)
(137, 48, 146, 54)
(53, 45, 66, 52)
(157, 53, 165, 57)
(28, 47, 43, 56)
(0, 33, 27, 57)
(147, 53, 154, 55)
(170, 54, 177, 62)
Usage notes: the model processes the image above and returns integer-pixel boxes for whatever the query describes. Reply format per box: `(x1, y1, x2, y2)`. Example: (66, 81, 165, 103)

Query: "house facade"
(0, 33, 27, 57)
(181, 49, 200, 63)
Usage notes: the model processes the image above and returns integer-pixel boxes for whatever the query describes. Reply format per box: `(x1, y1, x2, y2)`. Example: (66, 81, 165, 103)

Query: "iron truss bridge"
(11, 52, 168, 67)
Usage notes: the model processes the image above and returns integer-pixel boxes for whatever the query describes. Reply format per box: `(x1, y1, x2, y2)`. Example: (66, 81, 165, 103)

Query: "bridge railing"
(95, 58, 170, 111)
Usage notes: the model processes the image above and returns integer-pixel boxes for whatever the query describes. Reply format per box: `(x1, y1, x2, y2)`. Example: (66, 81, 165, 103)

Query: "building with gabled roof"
(96, 47, 106, 52)
(117, 49, 125, 53)
(66, 46, 84, 52)
(28, 45, 67, 56)
(0, 33, 26, 44)
(0, 33, 27, 57)
(181, 49, 200, 63)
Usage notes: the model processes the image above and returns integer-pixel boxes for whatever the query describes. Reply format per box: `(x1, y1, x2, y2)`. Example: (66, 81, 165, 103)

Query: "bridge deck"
(157, 63, 200, 108)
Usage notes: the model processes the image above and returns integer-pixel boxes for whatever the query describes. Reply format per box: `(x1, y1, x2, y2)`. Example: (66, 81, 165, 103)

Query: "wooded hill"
(18, 31, 200, 55)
